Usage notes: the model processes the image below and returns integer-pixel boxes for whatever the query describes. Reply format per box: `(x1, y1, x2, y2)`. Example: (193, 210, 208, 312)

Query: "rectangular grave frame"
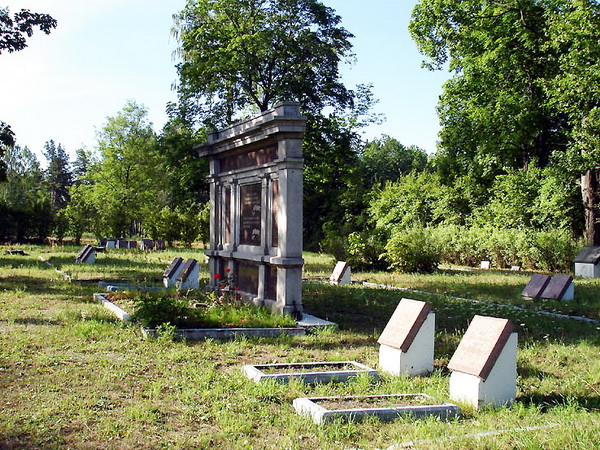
(293, 394, 460, 424)
(197, 102, 306, 316)
(242, 361, 379, 385)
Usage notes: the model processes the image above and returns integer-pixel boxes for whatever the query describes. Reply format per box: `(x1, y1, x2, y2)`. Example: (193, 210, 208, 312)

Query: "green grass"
(0, 246, 598, 448)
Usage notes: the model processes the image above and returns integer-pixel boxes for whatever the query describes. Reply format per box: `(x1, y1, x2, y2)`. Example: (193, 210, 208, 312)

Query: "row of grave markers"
(99, 238, 166, 251)
(378, 298, 517, 410)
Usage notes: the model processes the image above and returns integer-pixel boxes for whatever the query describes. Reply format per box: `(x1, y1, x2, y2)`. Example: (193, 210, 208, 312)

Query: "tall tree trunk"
(581, 169, 600, 245)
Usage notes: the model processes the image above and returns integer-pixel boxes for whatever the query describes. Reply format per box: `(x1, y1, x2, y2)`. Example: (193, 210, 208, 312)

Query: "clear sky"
(0, 0, 449, 163)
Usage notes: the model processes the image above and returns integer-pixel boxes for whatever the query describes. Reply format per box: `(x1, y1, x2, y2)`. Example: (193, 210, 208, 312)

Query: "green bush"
(383, 227, 441, 273)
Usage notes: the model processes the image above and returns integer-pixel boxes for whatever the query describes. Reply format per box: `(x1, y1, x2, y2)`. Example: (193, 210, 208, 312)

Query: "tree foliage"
(82, 101, 165, 238)
(174, 0, 355, 127)
(0, 7, 57, 54)
(410, 0, 600, 243)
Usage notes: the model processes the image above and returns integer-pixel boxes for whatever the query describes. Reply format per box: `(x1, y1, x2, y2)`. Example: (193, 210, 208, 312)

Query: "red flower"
(213, 273, 221, 280)
(225, 268, 231, 273)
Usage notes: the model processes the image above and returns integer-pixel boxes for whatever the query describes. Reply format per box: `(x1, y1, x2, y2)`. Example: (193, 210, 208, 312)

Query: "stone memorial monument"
(197, 102, 306, 316)
(448, 315, 517, 409)
(377, 298, 434, 376)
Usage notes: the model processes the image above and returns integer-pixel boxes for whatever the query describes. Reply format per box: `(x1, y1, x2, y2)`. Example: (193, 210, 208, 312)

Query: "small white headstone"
(177, 258, 199, 290)
(163, 257, 185, 288)
(510, 265, 521, 271)
(377, 299, 434, 376)
(448, 315, 517, 409)
(480, 261, 491, 270)
(330, 261, 351, 285)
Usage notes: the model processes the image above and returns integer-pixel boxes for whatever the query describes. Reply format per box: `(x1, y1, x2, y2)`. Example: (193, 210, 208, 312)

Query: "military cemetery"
(1, 0, 600, 448)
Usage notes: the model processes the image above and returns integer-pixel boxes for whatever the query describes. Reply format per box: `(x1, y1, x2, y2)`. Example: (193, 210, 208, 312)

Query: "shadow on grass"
(12, 317, 63, 326)
(303, 282, 600, 344)
(0, 256, 49, 270)
(1, 275, 98, 300)
(518, 392, 600, 412)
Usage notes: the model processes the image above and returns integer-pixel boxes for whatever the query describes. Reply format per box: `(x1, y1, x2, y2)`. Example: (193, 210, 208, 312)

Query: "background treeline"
(2, 0, 599, 274)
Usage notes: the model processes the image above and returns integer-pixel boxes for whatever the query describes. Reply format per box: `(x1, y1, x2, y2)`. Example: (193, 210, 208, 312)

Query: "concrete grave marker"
(154, 239, 166, 251)
(163, 257, 184, 288)
(540, 274, 574, 301)
(105, 239, 116, 249)
(177, 258, 200, 290)
(378, 299, 434, 376)
(99, 238, 108, 247)
(480, 260, 491, 270)
(116, 239, 127, 249)
(510, 265, 521, 271)
(574, 246, 600, 278)
(521, 274, 551, 299)
(75, 244, 95, 264)
(140, 239, 154, 251)
(127, 240, 137, 249)
(448, 315, 517, 409)
(330, 261, 351, 285)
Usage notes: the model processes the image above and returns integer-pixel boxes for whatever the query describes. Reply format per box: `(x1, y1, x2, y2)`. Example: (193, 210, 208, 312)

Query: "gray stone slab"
(378, 299, 432, 352)
(540, 275, 573, 300)
(242, 361, 378, 385)
(448, 315, 514, 381)
(574, 246, 600, 264)
(164, 257, 184, 278)
(297, 313, 338, 330)
(142, 326, 305, 340)
(177, 258, 198, 282)
(293, 394, 460, 424)
(521, 274, 551, 298)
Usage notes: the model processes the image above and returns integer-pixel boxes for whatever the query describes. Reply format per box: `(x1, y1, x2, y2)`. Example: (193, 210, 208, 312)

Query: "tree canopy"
(173, 0, 355, 127)
(0, 7, 57, 54)
(410, 0, 600, 243)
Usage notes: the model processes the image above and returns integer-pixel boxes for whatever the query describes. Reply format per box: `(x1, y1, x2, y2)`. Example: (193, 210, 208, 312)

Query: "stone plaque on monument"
(540, 274, 574, 300)
(378, 299, 432, 352)
(448, 315, 514, 381)
(521, 274, 551, 299)
(240, 183, 262, 246)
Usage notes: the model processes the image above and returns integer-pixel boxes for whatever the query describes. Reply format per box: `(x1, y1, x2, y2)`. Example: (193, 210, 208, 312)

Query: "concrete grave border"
(293, 393, 460, 424)
(93, 293, 306, 340)
(242, 361, 378, 384)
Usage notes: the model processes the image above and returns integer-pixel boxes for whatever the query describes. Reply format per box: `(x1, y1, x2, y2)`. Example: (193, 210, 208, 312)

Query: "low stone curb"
(293, 393, 460, 424)
(242, 361, 378, 385)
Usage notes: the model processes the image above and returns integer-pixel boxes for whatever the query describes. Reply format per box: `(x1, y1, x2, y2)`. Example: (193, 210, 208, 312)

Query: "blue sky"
(0, 0, 449, 162)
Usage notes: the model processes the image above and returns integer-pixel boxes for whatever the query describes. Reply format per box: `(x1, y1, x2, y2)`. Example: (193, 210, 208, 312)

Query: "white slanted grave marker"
(377, 299, 435, 376)
(540, 275, 574, 301)
(75, 244, 95, 264)
(330, 261, 351, 285)
(163, 257, 185, 288)
(480, 260, 491, 270)
(448, 315, 517, 409)
(177, 258, 200, 290)
(574, 246, 600, 278)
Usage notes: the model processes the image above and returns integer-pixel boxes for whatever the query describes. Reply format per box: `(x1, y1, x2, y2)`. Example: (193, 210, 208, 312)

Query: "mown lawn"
(0, 245, 598, 449)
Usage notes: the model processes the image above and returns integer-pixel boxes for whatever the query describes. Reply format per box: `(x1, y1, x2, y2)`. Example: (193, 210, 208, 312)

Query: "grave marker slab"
(75, 244, 95, 264)
(140, 239, 154, 251)
(521, 274, 551, 299)
(177, 258, 199, 290)
(116, 239, 127, 249)
(540, 275, 574, 301)
(574, 246, 600, 278)
(105, 239, 116, 249)
(378, 299, 434, 376)
(155, 239, 166, 250)
(163, 257, 184, 288)
(480, 260, 491, 270)
(448, 315, 517, 409)
(330, 261, 351, 285)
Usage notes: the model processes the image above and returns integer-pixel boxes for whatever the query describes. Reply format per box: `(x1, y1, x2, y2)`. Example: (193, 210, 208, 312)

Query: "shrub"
(383, 227, 441, 273)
